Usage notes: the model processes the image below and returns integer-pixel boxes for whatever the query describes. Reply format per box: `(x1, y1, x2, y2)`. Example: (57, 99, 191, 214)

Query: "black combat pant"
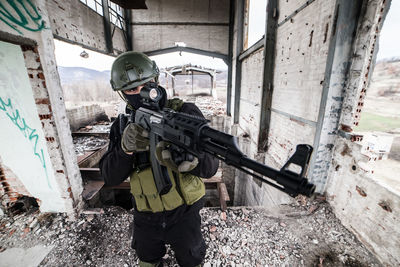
(131, 199, 206, 267)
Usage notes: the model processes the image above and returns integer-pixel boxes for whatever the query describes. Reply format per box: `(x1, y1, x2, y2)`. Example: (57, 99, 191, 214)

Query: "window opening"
(151, 52, 228, 105)
(108, 0, 125, 29)
(246, 0, 267, 49)
(79, 0, 125, 29)
(80, 0, 104, 16)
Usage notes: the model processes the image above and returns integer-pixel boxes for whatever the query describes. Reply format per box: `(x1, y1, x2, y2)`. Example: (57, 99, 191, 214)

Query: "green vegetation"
(355, 112, 400, 132)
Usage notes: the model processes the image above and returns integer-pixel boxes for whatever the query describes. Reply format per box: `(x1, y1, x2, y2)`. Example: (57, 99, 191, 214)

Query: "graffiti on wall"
(0, 96, 51, 189)
(0, 0, 46, 35)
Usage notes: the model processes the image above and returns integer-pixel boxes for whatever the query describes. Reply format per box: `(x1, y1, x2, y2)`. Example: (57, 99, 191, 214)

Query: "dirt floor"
(0, 196, 381, 267)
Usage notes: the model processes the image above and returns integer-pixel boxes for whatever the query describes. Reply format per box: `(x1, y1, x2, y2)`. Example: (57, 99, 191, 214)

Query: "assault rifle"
(128, 84, 315, 198)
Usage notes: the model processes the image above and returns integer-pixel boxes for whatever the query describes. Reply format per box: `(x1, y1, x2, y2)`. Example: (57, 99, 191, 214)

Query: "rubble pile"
(181, 96, 226, 118)
(73, 122, 111, 156)
(0, 197, 380, 266)
(77, 122, 112, 133)
(73, 136, 108, 157)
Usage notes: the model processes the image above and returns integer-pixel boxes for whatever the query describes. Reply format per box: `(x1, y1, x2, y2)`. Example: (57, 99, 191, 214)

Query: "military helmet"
(110, 51, 159, 91)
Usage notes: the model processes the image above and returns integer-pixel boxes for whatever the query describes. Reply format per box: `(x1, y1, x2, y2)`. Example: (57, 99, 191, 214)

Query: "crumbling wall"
(0, 41, 68, 212)
(325, 0, 399, 265)
(0, 157, 32, 209)
(131, 0, 229, 54)
(266, 0, 336, 194)
(232, 0, 337, 205)
(45, 0, 126, 54)
(326, 138, 399, 265)
(66, 104, 108, 131)
(0, 0, 83, 216)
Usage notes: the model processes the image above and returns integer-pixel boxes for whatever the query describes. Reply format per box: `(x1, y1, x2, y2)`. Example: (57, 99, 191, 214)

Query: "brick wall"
(0, 158, 32, 209)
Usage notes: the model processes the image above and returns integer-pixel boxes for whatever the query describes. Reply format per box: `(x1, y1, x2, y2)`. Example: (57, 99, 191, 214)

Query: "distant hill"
(359, 60, 400, 121)
(368, 60, 400, 98)
(58, 66, 111, 85)
(57, 66, 117, 103)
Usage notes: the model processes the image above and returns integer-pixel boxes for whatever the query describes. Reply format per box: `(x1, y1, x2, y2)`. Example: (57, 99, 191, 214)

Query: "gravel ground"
(0, 196, 381, 266)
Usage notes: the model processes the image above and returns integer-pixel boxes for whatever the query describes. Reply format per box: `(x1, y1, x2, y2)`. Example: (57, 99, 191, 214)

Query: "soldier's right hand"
(121, 123, 149, 154)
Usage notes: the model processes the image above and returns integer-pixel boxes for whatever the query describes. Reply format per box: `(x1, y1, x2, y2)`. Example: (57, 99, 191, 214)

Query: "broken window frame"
(243, 0, 267, 50)
(108, 0, 125, 30)
(79, 0, 125, 30)
(80, 0, 104, 16)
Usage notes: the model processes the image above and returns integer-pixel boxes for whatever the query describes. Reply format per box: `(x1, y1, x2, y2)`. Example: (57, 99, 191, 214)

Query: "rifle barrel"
(201, 126, 315, 197)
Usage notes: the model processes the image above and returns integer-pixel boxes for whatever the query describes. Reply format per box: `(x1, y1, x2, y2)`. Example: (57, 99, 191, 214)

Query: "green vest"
(129, 98, 205, 212)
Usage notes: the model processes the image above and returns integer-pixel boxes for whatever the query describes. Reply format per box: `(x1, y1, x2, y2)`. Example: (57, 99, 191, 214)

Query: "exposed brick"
(37, 72, 45, 80)
(35, 98, 50, 104)
(39, 114, 52, 120)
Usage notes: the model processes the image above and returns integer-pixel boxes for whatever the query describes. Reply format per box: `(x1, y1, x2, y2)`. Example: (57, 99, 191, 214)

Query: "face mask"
(124, 93, 143, 110)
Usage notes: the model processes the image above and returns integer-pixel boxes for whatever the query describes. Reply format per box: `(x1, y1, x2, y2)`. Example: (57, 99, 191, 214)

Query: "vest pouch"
(178, 173, 205, 205)
(137, 167, 164, 213)
(160, 169, 184, 210)
(130, 171, 151, 212)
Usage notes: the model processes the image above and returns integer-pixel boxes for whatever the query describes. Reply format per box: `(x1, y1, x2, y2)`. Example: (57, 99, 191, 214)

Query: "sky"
(247, 0, 267, 48)
(54, 1, 399, 71)
(377, 0, 400, 60)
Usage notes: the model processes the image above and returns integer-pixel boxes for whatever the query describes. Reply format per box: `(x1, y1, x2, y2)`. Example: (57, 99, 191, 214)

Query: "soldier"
(99, 51, 219, 267)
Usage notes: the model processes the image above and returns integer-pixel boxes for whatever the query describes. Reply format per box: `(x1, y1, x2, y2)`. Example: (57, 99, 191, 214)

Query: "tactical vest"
(129, 98, 205, 212)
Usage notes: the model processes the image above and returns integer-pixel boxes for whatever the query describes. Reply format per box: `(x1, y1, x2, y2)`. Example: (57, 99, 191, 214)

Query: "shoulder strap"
(166, 98, 184, 111)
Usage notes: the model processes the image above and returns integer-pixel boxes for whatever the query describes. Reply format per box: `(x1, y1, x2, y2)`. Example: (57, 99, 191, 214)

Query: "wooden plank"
(202, 176, 222, 184)
(72, 132, 110, 138)
(82, 180, 104, 200)
(218, 182, 230, 202)
(77, 151, 96, 164)
(78, 144, 108, 168)
(80, 168, 102, 180)
(217, 182, 228, 211)
(103, 181, 130, 189)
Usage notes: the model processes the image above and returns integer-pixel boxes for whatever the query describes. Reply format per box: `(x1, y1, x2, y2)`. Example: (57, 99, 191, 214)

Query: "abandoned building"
(0, 0, 399, 266)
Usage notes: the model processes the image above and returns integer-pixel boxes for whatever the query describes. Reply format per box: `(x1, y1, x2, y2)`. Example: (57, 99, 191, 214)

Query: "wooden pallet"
(81, 168, 230, 210)
(203, 175, 230, 211)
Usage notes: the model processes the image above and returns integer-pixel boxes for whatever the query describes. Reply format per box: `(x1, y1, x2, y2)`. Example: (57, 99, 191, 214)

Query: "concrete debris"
(181, 96, 226, 118)
(0, 198, 381, 266)
(81, 208, 104, 215)
(0, 245, 54, 267)
(73, 136, 108, 156)
(77, 121, 112, 133)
